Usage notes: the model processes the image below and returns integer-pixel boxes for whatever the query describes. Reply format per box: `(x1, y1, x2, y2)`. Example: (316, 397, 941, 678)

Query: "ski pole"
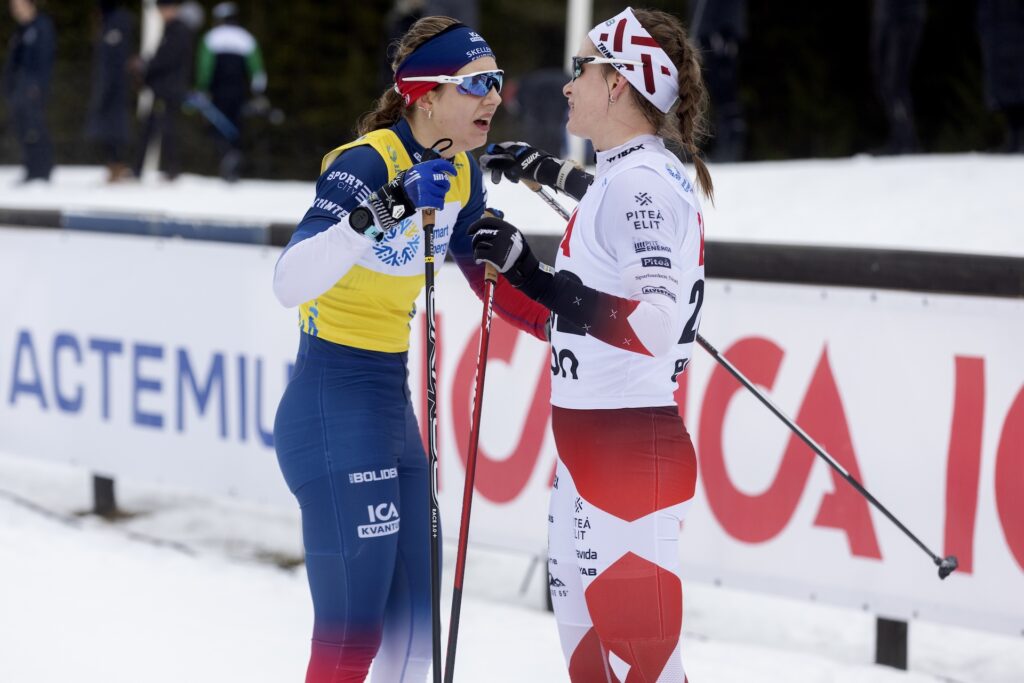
(423, 201, 443, 683)
(422, 138, 453, 683)
(444, 261, 499, 682)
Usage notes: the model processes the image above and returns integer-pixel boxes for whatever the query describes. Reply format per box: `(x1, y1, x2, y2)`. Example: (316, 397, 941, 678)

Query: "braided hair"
(631, 8, 714, 203)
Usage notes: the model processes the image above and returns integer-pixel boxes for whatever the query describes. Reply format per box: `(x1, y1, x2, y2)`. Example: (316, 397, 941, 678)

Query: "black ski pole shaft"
(524, 180, 957, 580)
(421, 137, 452, 683)
(444, 263, 498, 683)
(695, 333, 957, 579)
(523, 180, 571, 221)
(423, 204, 442, 683)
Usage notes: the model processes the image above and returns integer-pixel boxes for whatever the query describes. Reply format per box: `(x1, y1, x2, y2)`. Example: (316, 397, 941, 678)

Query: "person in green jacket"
(194, 1, 266, 180)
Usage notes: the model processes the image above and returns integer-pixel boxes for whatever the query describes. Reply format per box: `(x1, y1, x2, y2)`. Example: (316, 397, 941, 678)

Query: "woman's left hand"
(468, 216, 528, 273)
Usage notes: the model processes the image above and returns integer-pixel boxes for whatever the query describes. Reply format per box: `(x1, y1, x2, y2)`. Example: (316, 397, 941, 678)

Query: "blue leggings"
(274, 334, 433, 682)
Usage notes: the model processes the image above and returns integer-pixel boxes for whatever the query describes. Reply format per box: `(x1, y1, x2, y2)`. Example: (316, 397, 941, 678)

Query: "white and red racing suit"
(542, 134, 705, 683)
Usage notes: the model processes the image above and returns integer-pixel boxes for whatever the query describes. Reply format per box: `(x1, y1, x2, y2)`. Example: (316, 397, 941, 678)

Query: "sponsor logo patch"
(642, 285, 678, 302)
(606, 143, 645, 163)
(641, 256, 671, 268)
(634, 239, 671, 254)
(465, 46, 492, 60)
(373, 217, 421, 266)
(666, 163, 693, 192)
(311, 197, 346, 219)
(349, 468, 398, 484)
(358, 502, 400, 538)
(626, 209, 663, 230)
(636, 273, 679, 284)
(573, 515, 591, 540)
(326, 170, 370, 201)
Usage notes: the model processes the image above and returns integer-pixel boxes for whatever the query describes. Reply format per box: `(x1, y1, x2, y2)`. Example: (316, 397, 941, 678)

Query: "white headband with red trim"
(588, 7, 680, 113)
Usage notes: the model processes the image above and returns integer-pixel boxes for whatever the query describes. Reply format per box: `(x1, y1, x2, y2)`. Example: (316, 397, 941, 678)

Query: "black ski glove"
(468, 216, 552, 298)
(480, 142, 593, 201)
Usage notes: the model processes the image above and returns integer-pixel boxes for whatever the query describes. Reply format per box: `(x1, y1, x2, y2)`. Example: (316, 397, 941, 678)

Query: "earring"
(417, 106, 432, 120)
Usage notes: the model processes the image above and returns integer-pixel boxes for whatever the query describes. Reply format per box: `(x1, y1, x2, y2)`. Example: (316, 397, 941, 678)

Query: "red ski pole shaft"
(443, 262, 498, 682)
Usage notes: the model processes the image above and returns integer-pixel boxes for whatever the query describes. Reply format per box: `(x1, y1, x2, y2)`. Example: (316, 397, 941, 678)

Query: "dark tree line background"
(0, 0, 1005, 181)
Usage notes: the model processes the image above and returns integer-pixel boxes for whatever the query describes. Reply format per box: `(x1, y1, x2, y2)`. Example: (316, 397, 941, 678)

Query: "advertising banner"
(1, 227, 1021, 635)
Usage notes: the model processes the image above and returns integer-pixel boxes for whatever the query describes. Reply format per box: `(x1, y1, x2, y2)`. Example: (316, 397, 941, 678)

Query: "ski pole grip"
(484, 262, 498, 283)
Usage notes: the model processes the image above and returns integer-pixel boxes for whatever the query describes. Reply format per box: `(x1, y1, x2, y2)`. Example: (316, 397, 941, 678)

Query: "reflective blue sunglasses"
(401, 69, 504, 97)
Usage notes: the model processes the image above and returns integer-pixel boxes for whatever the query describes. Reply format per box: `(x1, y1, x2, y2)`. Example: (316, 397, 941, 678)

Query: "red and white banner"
(1, 228, 1021, 635)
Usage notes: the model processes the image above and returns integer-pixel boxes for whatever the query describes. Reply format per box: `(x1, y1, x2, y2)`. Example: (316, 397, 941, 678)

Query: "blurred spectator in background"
(133, 0, 193, 181)
(3, 0, 55, 183)
(379, 2, 476, 104)
(380, 0, 424, 90)
(177, 0, 205, 34)
(870, 0, 926, 155)
(426, 0, 477, 28)
(508, 68, 568, 157)
(85, 0, 137, 183)
(195, 1, 266, 181)
(978, 0, 1024, 153)
(690, 0, 747, 162)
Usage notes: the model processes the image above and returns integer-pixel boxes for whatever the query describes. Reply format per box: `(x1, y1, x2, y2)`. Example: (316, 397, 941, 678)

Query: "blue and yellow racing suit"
(273, 118, 547, 682)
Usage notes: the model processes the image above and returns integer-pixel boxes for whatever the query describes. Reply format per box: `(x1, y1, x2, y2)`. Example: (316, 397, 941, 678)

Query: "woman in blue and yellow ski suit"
(272, 17, 548, 683)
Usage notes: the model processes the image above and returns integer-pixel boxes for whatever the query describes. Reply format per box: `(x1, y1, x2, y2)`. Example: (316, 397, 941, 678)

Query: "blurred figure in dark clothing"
(511, 68, 569, 157)
(690, 0, 747, 162)
(427, 0, 477, 28)
(195, 1, 266, 181)
(133, 0, 193, 181)
(86, 0, 137, 183)
(870, 0, 926, 155)
(3, 0, 55, 182)
(978, 0, 1024, 153)
(378, 2, 477, 91)
(380, 0, 424, 90)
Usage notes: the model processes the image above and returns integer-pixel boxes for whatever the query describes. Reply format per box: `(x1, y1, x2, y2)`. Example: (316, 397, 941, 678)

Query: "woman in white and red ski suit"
(470, 7, 715, 682)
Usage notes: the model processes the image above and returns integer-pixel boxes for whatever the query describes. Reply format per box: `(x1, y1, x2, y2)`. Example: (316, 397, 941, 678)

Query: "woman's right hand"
(480, 142, 555, 185)
(401, 158, 457, 210)
(365, 158, 456, 230)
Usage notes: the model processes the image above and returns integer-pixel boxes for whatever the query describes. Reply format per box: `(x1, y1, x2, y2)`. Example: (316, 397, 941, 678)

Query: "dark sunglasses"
(401, 69, 504, 97)
(570, 55, 644, 81)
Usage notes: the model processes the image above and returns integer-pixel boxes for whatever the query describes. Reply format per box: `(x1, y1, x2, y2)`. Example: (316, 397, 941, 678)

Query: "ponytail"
(632, 9, 714, 203)
(357, 87, 406, 137)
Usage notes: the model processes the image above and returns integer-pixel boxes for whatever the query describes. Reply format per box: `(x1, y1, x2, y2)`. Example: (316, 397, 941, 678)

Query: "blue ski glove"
(403, 158, 456, 209)
(366, 158, 456, 231)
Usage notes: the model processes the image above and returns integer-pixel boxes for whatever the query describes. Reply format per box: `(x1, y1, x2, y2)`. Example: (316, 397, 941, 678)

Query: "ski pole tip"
(937, 555, 958, 580)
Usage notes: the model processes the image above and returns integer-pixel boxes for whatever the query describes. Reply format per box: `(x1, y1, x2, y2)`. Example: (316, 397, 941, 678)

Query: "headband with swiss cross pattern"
(587, 7, 680, 114)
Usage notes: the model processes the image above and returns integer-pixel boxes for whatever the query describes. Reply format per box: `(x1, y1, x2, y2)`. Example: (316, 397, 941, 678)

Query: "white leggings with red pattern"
(547, 405, 697, 683)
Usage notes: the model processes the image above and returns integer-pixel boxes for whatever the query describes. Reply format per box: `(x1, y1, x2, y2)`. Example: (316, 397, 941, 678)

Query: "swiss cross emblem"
(599, 19, 672, 95)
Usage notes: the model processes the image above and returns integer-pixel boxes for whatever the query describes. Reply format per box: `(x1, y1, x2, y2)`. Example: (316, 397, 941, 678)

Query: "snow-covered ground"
(1, 451, 1023, 683)
(1, 153, 1023, 256)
